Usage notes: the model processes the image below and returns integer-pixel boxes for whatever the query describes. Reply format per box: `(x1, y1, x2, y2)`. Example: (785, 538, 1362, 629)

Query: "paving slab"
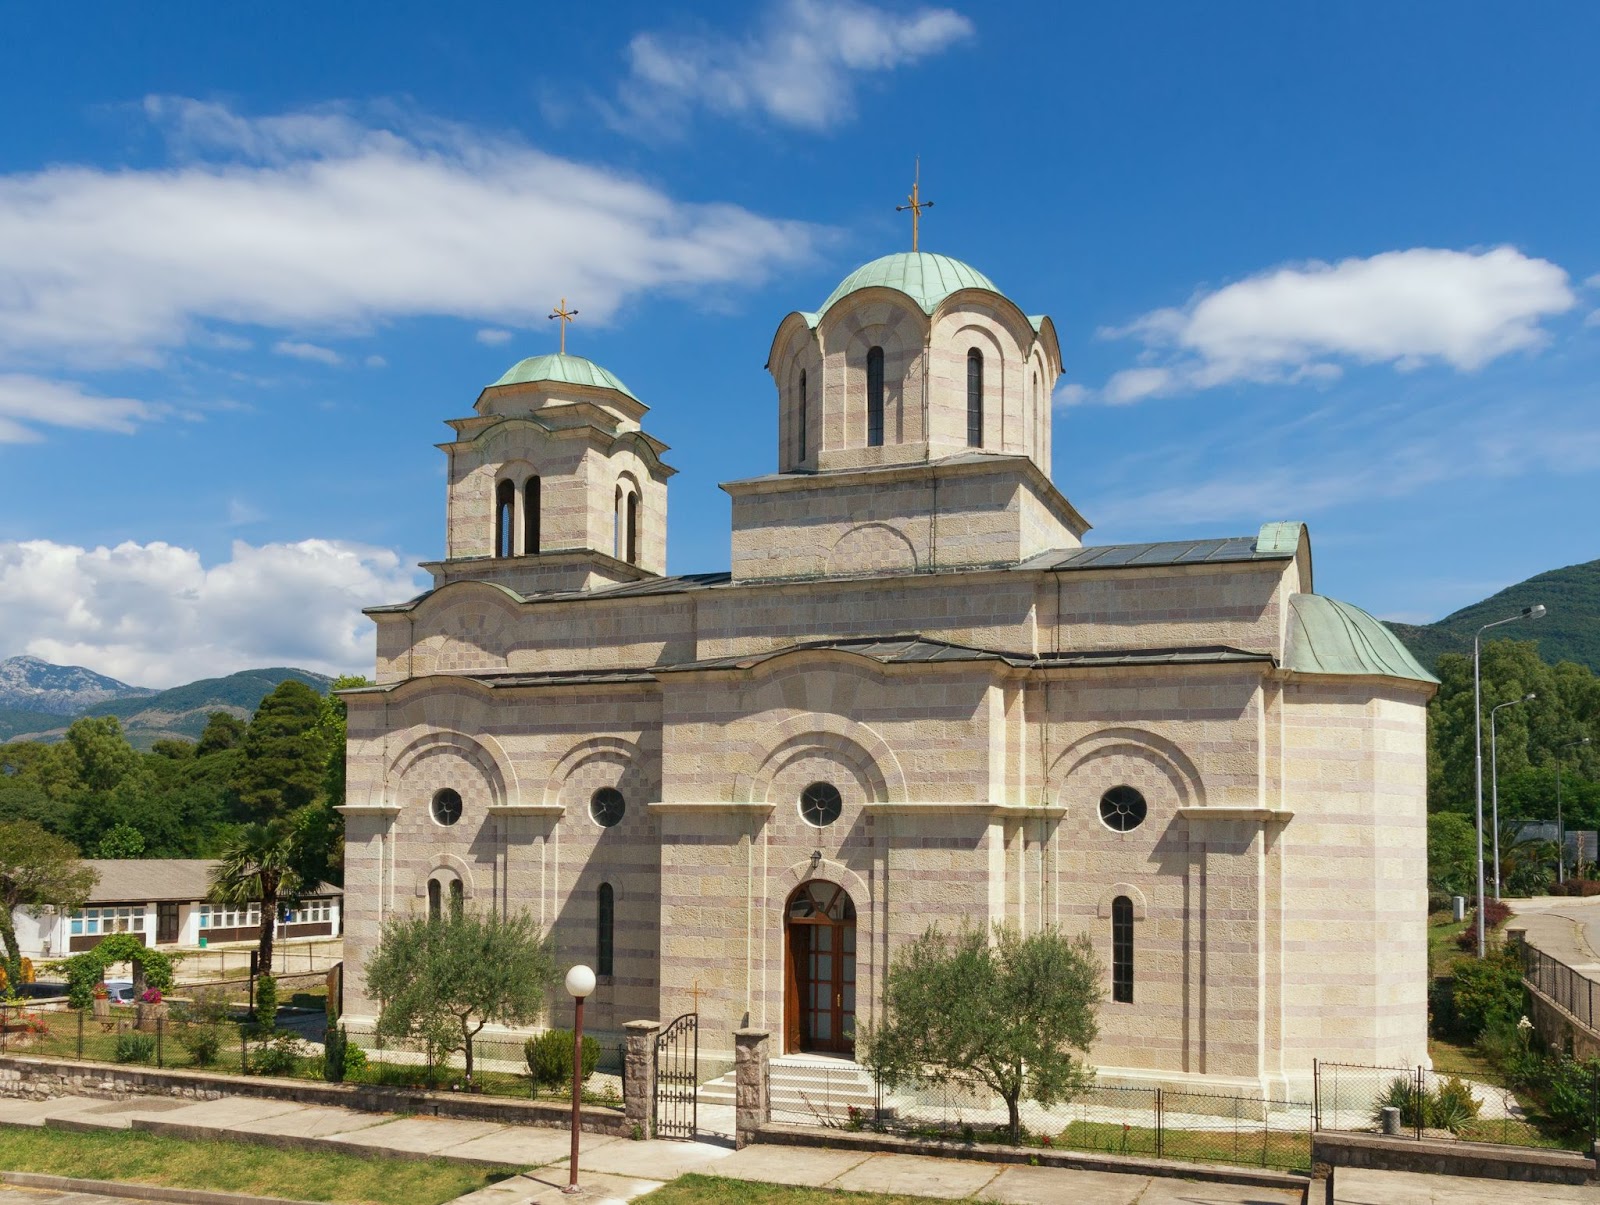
(979, 1164, 1156, 1204)
(439, 1127, 619, 1169)
(318, 1114, 507, 1155)
(145, 1097, 303, 1128)
(575, 1136, 733, 1180)
(39, 1098, 193, 1133)
(1334, 1166, 1600, 1204)
(703, 1144, 875, 1187)
(829, 1151, 1004, 1198)
(448, 1167, 661, 1204)
(223, 1105, 390, 1140)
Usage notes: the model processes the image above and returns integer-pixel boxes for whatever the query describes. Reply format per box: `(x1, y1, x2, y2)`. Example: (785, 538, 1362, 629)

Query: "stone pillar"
(733, 1028, 770, 1150)
(623, 1020, 659, 1139)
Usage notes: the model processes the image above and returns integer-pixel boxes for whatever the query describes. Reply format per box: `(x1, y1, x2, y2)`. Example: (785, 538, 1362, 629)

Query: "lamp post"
(1473, 605, 1545, 956)
(1490, 692, 1536, 900)
(1557, 738, 1592, 885)
(563, 964, 596, 1195)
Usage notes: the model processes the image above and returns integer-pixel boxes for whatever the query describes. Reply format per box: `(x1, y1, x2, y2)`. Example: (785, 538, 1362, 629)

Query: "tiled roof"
(82, 860, 342, 904)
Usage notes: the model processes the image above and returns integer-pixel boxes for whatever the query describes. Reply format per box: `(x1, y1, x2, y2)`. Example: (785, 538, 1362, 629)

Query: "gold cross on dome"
(547, 297, 579, 354)
(896, 158, 934, 252)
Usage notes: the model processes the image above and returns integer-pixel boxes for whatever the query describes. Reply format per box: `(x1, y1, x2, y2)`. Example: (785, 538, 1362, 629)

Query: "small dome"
(489, 353, 639, 402)
(818, 252, 1002, 317)
(1285, 594, 1438, 684)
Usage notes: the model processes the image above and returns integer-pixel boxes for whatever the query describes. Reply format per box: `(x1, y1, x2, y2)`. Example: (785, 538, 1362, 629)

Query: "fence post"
(733, 1028, 771, 1150)
(623, 1020, 660, 1138)
(156, 1017, 163, 1068)
(1312, 1060, 1320, 1131)
(1155, 1087, 1164, 1159)
(76, 1008, 84, 1059)
(1415, 1067, 1426, 1140)
(241, 1028, 248, 1076)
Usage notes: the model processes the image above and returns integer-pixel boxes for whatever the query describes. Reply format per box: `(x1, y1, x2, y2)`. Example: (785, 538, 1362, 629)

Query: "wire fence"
(1523, 943, 1600, 1032)
(0, 1000, 624, 1110)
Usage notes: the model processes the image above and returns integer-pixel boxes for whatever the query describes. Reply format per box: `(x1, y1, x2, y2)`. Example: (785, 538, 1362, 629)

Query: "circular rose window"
(590, 787, 626, 828)
(1098, 785, 1147, 832)
(800, 781, 843, 827)
(430, 788, 463, 826)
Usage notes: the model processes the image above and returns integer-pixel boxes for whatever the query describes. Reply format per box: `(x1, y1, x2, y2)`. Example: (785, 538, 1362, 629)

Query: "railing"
(1523, 943, 1600, 1033)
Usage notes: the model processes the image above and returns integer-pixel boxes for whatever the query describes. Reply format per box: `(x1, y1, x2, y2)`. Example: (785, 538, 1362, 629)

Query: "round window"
(430, 788, 463, 827)
(590, 787, 626, 828)
(800, 781, 843, 828)
(1098, 785, 1147, 832)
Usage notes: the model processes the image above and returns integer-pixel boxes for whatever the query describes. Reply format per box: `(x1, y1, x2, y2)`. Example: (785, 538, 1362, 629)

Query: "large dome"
(818, 252, 1002, 317)
(489, 353, 639, 402)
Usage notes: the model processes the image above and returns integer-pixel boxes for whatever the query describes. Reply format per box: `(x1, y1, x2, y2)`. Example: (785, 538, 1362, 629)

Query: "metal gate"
(655, 1011, 698, 1139)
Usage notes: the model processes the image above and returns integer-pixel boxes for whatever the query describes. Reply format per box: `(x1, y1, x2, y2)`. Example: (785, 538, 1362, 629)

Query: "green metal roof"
(819, 252, 1003, 317)
(488, 353, 640, 402)
(1285, 594, 1438, 684)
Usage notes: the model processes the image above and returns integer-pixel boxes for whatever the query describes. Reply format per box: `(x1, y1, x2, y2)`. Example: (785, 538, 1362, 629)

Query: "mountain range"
(1384, 558, 1600, 675)
(0, 657, 332, 748)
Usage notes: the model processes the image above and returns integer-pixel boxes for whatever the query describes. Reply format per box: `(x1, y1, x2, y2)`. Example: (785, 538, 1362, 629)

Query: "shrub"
(322, 1025, 366, 1082)
(1431, 1076, 1482, 1132)
(525, 1029, 601, 1091)
(115, 1032, 156, 1064)
(178, 1024, 225, 1067)
(1455, 900, 1516, 950)
(1451, 947, 1525, 1039)
(251, 1030, 300, 1076)
(254, 974, 278, 1030)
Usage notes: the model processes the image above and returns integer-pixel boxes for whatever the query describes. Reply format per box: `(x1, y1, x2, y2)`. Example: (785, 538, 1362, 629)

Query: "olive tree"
(858, 922, 1102, 1144)
(365, 910, 557, 1085)
(0, 820, 97, 988)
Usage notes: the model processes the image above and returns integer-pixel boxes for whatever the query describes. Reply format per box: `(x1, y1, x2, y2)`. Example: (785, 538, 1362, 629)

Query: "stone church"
(339, 250, 1437, 1099)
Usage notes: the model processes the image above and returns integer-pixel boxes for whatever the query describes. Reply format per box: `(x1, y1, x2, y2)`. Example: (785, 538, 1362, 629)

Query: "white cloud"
(0, 375, 164, 443)
(614, 1, 974, 133)
(0, 537, 426, 687)
(0, 98, 818, 367)
(1099, 247, 1575, 400)
(475, 328, 515, 346)
(364, 354, 387, 368)
(1051, 381, 1090, 408)
(273, 340, 342, 366)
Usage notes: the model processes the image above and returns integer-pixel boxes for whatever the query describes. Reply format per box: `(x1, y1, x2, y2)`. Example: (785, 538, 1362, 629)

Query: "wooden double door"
(784, 881, 857, 1055)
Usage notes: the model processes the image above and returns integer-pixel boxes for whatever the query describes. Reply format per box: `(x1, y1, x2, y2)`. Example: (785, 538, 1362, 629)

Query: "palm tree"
(208, 819, 300, 977)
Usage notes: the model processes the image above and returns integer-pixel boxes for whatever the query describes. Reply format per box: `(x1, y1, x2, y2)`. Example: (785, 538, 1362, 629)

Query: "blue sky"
(1, 2, 1597, 685)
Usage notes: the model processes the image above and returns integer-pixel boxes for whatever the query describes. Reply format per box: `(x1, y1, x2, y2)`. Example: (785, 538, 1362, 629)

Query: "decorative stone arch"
(541, 735, 640, 807)
(948, 321, 1007, 444)
(381, 728, 518, 811)
(771, 854, 873, 919)
(1096, 882, 1148, 920)
(734, 713, 905, 805)
(1047, 727, 1205, 815)
(827, 521, 918, 576)
(414, 852, 477, 901)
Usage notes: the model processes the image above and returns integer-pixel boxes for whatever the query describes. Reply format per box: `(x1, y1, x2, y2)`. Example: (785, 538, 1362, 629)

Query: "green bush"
(321, 1025, 367, 1082)
(177, 1024, 225, 1067)
(251, 1030, 300, 1076)
(1431, 1076, 1482, 1132)
(525, 1029, 600, 1090)
(254, 973, 278, 1030)
(115, 1032, 156, 1064)
(1450, 947, 1525, 1039)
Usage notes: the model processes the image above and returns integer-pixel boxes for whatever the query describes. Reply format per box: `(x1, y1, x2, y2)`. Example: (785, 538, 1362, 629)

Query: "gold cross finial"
(896, 158, 934, 252)
(547, 297, 579, 355)
(689, 979, 703, 1013)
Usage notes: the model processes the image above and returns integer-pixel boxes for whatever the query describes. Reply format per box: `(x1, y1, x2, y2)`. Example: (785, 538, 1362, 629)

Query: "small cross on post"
(896, 158, 934, 252)
(689, 979, 703, 1014)
(547, 297, 579, 355)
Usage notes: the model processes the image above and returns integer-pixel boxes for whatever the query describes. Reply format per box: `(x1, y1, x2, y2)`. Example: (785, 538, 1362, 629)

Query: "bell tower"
(424, 351, 674, 595)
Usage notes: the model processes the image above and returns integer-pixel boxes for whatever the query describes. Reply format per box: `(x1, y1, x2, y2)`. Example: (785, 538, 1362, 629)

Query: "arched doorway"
(784, 880, 857, 1055)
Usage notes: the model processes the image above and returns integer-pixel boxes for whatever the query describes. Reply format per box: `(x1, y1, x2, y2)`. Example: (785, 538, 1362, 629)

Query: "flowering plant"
(92, 983, 109, 999)
(140, 987, 163, 1005)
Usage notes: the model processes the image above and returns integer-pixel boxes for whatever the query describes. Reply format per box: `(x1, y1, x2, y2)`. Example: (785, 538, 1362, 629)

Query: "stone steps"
(698, 1055, 879, 1119)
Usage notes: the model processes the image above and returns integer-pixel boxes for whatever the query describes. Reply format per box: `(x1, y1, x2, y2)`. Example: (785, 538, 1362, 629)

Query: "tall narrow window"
(597, 882, 615, 976)
(625, 491, 639, 565)
(866, 346, 885, 447)
(966, 349, 984, 447)
(494, 479, 516, 558)
(614, 486, 622, 558)
(1111, 895, 1134, 1003)
(448, 878, 464, 921)
(797, 370, 808, 462)
(523, 477, 541, 554)
(427, 879, 441, 922)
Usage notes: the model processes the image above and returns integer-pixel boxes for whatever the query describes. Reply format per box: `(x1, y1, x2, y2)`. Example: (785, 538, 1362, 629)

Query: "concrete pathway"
(1508, 895, 1600, 970)
(1332, 1166, 1599, 1203)
(0, 1185, 179, 1205)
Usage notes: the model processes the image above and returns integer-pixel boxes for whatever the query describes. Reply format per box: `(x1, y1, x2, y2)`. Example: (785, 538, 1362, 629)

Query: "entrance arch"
(784, 880, 857, 1055)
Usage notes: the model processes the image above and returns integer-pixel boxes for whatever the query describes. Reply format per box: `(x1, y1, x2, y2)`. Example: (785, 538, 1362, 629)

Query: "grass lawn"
(1428, 910, 1472, 978)
(647, 1176, 953, 1204)
(1053, 1120, 1310, 1172)
(0, 1127, 515, 1205)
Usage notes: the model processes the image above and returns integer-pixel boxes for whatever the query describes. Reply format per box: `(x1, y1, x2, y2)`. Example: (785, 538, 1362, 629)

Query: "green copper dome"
(1285, 594, 1438, 684)
(489, 353, 640, 402)
(818, 252, 1002, 317)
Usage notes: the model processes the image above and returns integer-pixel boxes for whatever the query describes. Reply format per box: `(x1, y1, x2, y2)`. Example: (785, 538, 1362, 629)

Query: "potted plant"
(91, 982, 111, 1024)
(135, 986, 166, 1030)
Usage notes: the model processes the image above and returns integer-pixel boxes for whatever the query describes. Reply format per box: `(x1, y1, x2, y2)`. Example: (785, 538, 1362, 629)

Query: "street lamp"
(1557, 738, 1592, 885)
(563, 964, 596, 1196)
(1473, 605, 1545, 956)
(1490, 692, 1536, 900)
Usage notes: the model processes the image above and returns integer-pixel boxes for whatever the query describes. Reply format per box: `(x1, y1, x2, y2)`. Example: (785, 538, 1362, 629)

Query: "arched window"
(494, 479, 516, 559)
(625, 491, 639, 565)
(448, 878, 464, 921)
(523, 477, 541, 555)
(1111, 895, 1134, 1003)
(966, 349, 984, 447)
(427, 879, 441, 922)
(613, 486, 622, 558)
(797, 370, 808, 463)
(866, 346, 885, 447)
(597, 882, 614, 976)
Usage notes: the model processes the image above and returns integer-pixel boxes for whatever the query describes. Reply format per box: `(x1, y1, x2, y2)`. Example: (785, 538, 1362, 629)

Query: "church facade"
(338, 251, 1436, 1098)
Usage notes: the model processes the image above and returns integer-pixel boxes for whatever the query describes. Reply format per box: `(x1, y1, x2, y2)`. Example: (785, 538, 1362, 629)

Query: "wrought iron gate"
(655, 1011, 698, 1139)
